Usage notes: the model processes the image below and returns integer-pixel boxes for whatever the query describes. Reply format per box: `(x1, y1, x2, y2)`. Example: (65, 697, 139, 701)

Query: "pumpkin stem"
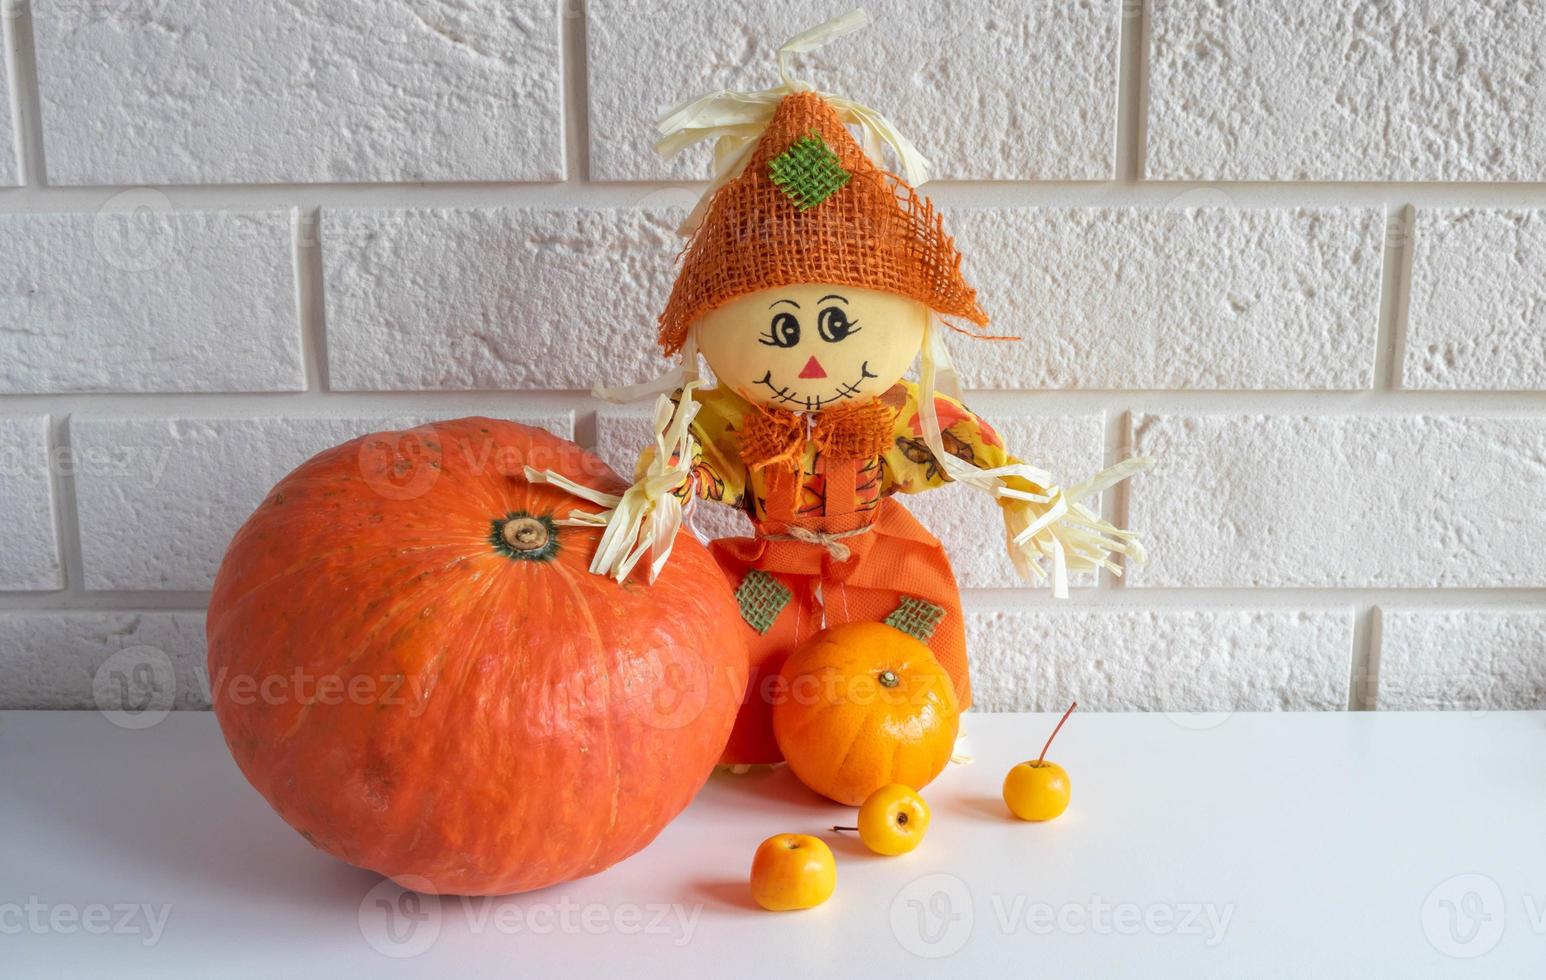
(491, 513, 559, 561)
(502, 517, 549, 551)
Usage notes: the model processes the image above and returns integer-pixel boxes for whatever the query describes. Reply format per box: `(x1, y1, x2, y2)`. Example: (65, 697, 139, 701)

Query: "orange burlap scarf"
(738, 398, 898, 470)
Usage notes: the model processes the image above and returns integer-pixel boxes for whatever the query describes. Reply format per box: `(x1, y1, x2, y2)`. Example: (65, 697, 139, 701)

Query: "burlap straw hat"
(656, 89, 990, 357)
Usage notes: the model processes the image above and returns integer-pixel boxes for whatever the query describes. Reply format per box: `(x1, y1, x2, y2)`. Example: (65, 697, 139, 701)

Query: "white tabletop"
(4, 709, 1544, 977)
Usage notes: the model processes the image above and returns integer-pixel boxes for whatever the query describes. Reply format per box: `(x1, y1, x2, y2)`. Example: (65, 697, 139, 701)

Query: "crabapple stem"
(832, 826, 858, 832)
(1037, 701, 1078, 767)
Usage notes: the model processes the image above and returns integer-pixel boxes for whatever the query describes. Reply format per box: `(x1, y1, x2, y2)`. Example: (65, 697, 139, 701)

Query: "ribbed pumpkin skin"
(207, 418, 747, 896)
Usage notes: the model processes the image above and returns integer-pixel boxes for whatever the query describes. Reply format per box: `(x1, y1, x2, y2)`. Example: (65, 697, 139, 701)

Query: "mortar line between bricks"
(294, 207, 330, 392)
(1370, 207, 1401, 392)
(44, 416, 83, 596)
(1117, 0, 1149, 184)
(1097, 408, 1127, 591)
(0, 6, 18, 181)
(1348, 602, 1377, 710)
(1, 587, 1542, 616)
(571, 405, 600, 457)
(12, 182, 1546, 213)
(0, 594, 211, 613)
(1356, 605, 1385, 710)
(2, 0, 45, 185)
(5, 389, 1546, 419)
(959, 588, 1546, 611)
(560, 0, 590, 184)
(1384, 205, 1417, 391)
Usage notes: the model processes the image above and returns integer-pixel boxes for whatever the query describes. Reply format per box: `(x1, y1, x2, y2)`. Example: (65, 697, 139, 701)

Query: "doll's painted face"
(695, 283, 928, 412)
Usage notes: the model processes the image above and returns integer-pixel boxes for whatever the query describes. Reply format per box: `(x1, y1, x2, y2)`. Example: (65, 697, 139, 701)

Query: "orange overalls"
(710, 456, 970, 764)
(644, 380, 1050, 765)
(640, 380, 1051, 763)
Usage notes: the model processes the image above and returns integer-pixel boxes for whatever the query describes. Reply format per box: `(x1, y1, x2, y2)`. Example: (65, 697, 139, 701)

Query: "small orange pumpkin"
(771, 621, 959, 806)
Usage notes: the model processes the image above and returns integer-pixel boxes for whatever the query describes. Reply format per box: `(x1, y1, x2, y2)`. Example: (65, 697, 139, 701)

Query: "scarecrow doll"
(535, 12, 1149, 764)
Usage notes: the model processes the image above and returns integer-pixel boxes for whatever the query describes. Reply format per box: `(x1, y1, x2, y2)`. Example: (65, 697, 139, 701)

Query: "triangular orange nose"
(798, 356, 827, 379)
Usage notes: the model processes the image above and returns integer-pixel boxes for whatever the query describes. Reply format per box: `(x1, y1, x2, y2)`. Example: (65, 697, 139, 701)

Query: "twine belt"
(759, 524, 874, 562)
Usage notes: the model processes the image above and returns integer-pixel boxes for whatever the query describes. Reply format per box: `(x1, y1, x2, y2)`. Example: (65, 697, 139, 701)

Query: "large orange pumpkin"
(771, 622, 959, 806)
(207, 418, 748, 895)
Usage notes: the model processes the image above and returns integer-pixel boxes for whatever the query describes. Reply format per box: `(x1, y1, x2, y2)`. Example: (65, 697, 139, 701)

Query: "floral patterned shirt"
(640, 381, 1045, 522)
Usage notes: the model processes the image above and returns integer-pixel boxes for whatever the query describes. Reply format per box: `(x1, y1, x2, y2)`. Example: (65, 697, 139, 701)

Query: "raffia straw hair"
(657, 91, 993, 356)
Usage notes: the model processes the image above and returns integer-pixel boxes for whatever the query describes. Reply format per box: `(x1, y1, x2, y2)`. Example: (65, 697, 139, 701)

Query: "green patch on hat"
(769, 133, 851, 210)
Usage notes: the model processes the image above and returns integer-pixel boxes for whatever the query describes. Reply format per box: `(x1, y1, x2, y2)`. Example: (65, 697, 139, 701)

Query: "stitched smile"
(755, 361, 878, 411)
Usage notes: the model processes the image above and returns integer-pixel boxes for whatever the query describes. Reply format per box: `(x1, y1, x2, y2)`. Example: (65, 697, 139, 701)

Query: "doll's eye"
(760, 311, 801, 348)
(817, 306, 860, 343)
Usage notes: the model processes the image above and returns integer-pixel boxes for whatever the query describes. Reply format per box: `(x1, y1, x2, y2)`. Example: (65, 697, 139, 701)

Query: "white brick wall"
(587, 0, 1120, 181)
(0, 612, 208, 710)
(1147, 1, 1546, 181)
(1405, 210, 1546, 390)
(2, 0, 1543, 714)
(0, 417, 60, 590)
(1, 209, 304, 392)
(1378, 610, 1546, 710)
(0, 40, 15, 187)
(69, 413, 571, 590)
(1129, 414, 1546, 588)
(967, 608, 1354, 713)
(948, 208, 1385, 390)
(323, 207, 682, 390)
(32, 1, 565, 184)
